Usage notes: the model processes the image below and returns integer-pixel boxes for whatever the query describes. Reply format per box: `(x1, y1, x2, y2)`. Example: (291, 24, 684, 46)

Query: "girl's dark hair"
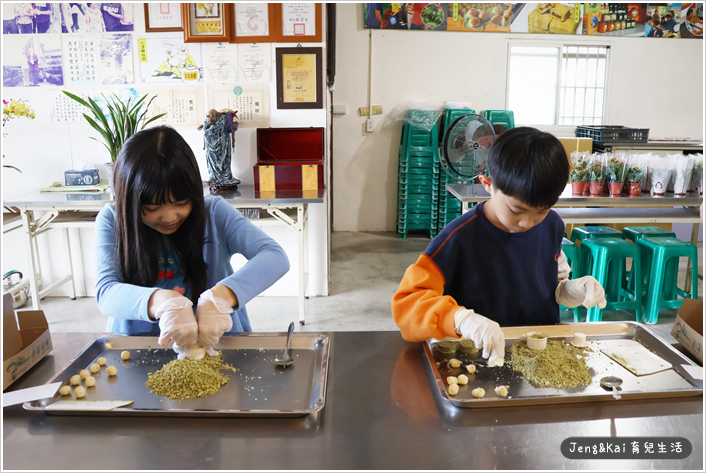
(486, 127, 569, 209)
(113, 126, 207, 304)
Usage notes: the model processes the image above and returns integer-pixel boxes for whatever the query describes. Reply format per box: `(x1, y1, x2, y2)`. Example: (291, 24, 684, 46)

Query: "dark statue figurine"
(198, 108, 240, 194)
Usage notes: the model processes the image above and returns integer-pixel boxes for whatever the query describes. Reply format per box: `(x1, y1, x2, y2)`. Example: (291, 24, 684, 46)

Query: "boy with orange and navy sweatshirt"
(392, 127, 607, 367)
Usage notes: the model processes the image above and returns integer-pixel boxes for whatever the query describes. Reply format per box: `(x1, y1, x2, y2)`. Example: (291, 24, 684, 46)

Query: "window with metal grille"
(507, 43, 610, 127)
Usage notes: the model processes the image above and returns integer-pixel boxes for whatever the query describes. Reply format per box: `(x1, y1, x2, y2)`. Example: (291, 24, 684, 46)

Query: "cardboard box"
(3, 293, 53, 390)
(671, 298, 703, 363)
(64, 169, 100, 186)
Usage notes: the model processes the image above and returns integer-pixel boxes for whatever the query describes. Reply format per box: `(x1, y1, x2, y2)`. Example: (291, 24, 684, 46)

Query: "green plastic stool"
(636, 237, 700, 324)
(622, 226, 678, 297)
(569, 226, 624, 297)
(482, 110, 515, 135)
(579, 238, 642, 323)
(560, 238, 582, 322)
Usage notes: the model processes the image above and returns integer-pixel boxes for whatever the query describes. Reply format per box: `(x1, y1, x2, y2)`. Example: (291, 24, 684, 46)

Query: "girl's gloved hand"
(155, 296, 198, 353)
(555, 276, 607, 309)
(455, 308, 505, 367)
(196, 289, 234, 351)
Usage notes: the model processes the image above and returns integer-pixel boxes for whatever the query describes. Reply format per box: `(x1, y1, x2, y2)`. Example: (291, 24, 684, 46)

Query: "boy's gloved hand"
(555, 276, 607, 309)
(196, 289, 233, 351)
(155, 296, 198, 353)
(455, 308, 505, 367)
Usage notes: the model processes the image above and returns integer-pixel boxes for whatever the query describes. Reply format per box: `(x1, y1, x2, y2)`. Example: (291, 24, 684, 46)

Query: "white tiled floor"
(23, 232, 703, 334)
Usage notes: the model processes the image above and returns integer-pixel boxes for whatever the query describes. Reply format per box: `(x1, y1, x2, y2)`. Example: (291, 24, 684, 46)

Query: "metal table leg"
(20, 209, 41, 310)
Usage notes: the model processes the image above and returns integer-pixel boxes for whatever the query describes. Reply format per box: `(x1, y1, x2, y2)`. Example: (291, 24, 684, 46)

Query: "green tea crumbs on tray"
(145, 352, 237, 400)
(508, 339, 592, 389)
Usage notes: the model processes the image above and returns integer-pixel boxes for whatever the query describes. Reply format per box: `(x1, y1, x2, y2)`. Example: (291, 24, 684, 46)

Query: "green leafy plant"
(62, 91, 166, 163)
(589, 162, 607, 183)
(569, 162, 589, 182)
(607, 157, 628, 184)
(627, 165, 644, 183)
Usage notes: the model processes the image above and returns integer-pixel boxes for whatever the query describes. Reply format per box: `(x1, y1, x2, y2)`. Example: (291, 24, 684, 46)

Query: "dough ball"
(448, 384, 459, 396)
(457, 374, 469, 385)
(74, 386, 86, 398)
(90, 363, 100, 373)
(59, 386, 72, 396)
(471, 387, 485, 398)
(466, 364, 477, 374)
(446, 376, 458, 385)
(106, 366, 117, 376)
(70, 375, 81, 385)
(449, 358, 461, 368)
(121, 350, 130, 360)
(186, 347, 206, 360)
(80, 369, 90, 379)
(97, 357, 107, 366)
(495, 385, 509, 397)
(85, 376, 96, 387)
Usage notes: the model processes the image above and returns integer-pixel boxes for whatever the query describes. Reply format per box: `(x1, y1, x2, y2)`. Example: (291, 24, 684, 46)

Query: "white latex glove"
(155, 297, 198, 354)
(555, 276, 607, 309)
(455, 308, 505, 367)
(557, 250, 570, 281)
(172, 344, 218, 361)
(196, 289, 234, 351)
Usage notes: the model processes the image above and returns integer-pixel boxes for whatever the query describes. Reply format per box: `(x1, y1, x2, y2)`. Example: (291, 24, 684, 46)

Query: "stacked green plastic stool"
(622, 226, 677, 298)
(482, 110, 515, 135)
(397, 110, 440, 239)
(437, 109, 475, 231)
(636, 237, 700, 324)
(578, 238, 643, 323)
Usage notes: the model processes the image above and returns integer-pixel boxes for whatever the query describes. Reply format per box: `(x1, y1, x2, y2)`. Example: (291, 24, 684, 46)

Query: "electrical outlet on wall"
(366, 119, 374, 133)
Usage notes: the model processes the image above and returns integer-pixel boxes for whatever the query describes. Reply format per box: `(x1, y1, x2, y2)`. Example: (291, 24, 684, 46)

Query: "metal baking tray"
(424, 322, 703, 408)
(23, 333, 330, 417)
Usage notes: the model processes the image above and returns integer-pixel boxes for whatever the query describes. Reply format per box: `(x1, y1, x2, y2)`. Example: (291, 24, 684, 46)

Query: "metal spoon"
(275, 322, 295, 367)
(600, 376, 623, 400)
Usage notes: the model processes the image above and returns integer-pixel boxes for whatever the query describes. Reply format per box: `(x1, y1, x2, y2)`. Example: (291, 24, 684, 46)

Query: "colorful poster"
(141, 86, 205, 129)
(447, 3, 524, 32)
(511, 3, 583, 35)
(364, 3, 449, 30)
(99, 3, 134, 32)
(100, 33, 133, 84)
(138, 38, 204, 83)
(2, 3, 63, 34)
(204, 43, 239, 84)
(584, 3, 645, 37)
(1, 34, 63, 87)
(208, 84, 270, 128)
(62, 35, 100, 86)
(237, 43, 271, 83)
(679, 3, 703, 38)
(645, 3, 683, 38)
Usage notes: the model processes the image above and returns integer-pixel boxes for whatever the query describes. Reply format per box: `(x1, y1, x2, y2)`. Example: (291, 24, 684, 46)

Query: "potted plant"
(607, 157, 628, 196)
(626, 165, 644, 195)
(569, 161, 589, 194)
(62, 91, 165, 189)
(3, 99, 37, 173)
(588, 161, 607, 195)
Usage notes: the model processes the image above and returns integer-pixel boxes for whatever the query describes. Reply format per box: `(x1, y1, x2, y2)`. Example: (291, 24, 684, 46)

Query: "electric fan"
(441, 114, 496, 182)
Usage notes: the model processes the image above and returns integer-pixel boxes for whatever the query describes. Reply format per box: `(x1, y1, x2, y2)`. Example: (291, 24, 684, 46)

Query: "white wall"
(2, 5, 329, 298)
(332, 3, 704, 232)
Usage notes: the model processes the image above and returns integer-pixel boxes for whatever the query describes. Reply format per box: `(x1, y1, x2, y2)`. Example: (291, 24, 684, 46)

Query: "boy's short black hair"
(486, 126, 569, 209)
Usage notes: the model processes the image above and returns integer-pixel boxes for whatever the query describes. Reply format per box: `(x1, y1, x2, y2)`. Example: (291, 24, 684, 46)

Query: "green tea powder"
(509, 339, 592, 389)
(146, 352, 237, 400)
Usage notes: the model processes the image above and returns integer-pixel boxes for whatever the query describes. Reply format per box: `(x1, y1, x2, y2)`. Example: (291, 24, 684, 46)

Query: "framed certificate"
(144, 3, 183, 32)
(231, 3, 277, 43)
(276, 47, 323, 109)
(182, 3, 233, 43)
(275, 3, 322, 43)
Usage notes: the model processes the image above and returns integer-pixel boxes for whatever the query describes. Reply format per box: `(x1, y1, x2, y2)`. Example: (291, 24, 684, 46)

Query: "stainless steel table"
(3, 330, 702, 470)
(2, 185, 324, 324)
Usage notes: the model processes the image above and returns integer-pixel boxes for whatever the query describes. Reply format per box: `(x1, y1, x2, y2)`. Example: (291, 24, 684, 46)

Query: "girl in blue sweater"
(95, 126, 290, 356)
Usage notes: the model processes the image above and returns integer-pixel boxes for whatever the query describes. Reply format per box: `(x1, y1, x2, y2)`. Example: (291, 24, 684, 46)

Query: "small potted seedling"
(607, 157, 628, 196)
(569, 161, 589, 194)
(589, 160, 608, 195)
(627, 164, 644, 196)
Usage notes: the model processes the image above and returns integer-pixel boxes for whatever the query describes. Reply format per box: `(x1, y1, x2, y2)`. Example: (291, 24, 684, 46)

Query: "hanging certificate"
(232, 3, 276, 43)
(182, 3, 233, 43)
(276, 47, 322, 109)
(275, 3, 322, 42)
(144, 3, 183, 32)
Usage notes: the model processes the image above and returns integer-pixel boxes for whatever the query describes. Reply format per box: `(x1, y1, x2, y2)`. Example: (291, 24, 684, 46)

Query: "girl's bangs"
(137, 160, 196, 205)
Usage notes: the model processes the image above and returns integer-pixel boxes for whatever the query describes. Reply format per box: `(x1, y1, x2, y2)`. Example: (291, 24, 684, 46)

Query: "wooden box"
(254, 128, 324, 192)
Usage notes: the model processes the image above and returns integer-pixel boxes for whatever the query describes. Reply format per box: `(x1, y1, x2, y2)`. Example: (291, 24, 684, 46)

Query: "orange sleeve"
(391, 254, 461, 342)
